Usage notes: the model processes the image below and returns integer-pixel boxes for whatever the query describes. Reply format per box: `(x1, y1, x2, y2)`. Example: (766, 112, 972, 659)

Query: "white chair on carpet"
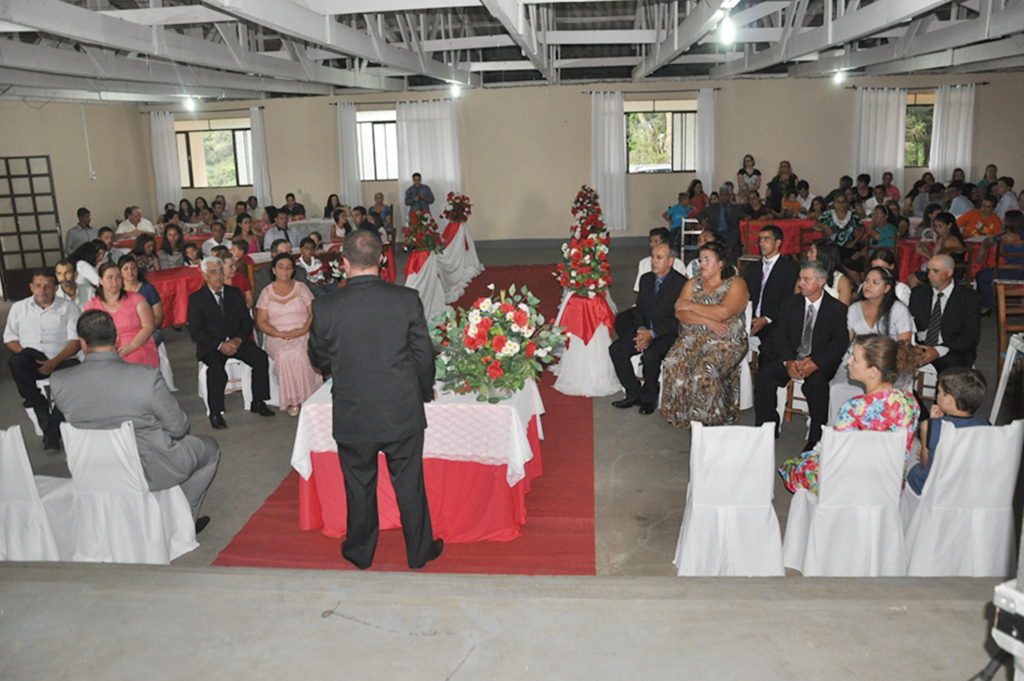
(673, 422, 783, 577)
(783, 427, 907, 576)
(61, 421, 198, 564)
(902, 420, 1024, 577)
(0, 425, 74, 561)
(158, 342, 176, 392)
(197, 357, 279, 416)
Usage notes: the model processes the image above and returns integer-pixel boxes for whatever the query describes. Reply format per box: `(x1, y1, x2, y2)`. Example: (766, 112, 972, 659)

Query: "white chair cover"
(61, 421, 198, 564)
(403, 251, 447, 325)
(783, 427, 907, 576)
(551, 292, 622, 397)
(740, 302, 753, 411)
(673, 422, 784, 576)
(158, 342, 176, 392)
(437, 223, 484, 304)
(902, 420, 1024, 577)
(776, 380, 810, 440)
(198, 357, 279, 416)
(24, 378, 52, 437)
(0, 425, 73, 561)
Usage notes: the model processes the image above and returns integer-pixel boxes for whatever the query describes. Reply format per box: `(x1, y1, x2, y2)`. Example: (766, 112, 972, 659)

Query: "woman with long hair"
(119, 254, 165, 347)
(159, 223, 186, 269)
(323, 194, 342, 219)
(178, 198, 195, 223)
(232, 212, 260, 253)
(84, 261, 159, 367)
(806, 238, 853, 305)
(687, 179, 708, 213)
(131, 233, 161, 273)
(193, 196, 209, 216)
(737, 154, 761, 193)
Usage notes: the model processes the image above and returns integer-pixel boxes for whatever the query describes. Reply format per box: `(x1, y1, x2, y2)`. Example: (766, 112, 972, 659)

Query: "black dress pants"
(754, 359, 832, 449)
(336, 431, 436, 569)
(8, 348, 78, 439)
(200, 342, 270, 413)
(609, 322, 675, 406)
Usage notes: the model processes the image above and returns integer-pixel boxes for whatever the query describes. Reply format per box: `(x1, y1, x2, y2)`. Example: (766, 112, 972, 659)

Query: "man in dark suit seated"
(610, 242, 687, 415)
(51, 310, 220, 530)
(307, 230, 442, 570)
(754, 260, 849, 450)
(187, 256, 276, 429)
(695, 184, 744, 263)
(744, 224, 801, 362)
(909, 254, 981, 373)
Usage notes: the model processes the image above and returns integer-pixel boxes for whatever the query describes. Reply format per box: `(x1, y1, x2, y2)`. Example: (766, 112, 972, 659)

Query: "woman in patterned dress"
(661, 240, 750, 428)
(815, 192, 864, 261)
(780, 334, 920, 495)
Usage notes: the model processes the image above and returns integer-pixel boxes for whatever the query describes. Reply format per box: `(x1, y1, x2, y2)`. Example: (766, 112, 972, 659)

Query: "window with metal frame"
(356, 110, 399, 182)
(174, 118, 253, 189)
(625, 100, 698, 174)
(0, 155, 62, 299)
(905, 93, 935, 169)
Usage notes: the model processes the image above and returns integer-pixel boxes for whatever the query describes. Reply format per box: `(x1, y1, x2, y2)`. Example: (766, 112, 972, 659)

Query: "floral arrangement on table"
(441, 192, 472, 223)
(328, 259, 347, 285)
(402, 209, 443, 253)
(555, 185, 612, 297)
(431, 284, 565, 402)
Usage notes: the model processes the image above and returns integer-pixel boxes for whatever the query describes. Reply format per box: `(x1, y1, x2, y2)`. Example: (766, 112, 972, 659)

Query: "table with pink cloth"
(290, 378, 545, 543)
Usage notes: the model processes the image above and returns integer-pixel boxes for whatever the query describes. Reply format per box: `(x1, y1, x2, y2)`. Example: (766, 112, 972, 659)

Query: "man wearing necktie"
(744, 225, 800, 366)
(610, 242, 687, 414)
(262, 206, 301, 251)
(908, 254, 981, 373)
(754, 260, 849, 449)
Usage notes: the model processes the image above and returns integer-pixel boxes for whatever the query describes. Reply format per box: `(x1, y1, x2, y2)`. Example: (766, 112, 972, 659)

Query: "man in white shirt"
(633, 228, 688, 292)
(202, 222, 229, 257)
(994, 177, 1018, 220)
(3, 267, 82, 449)
(262, 207, 301, 250)
(795, 180, 816, 216)
(97, 226, 127, 264)
(115, 206, 156, 237)
(863, 185, 888, 213)
(946, 182, 974, 217)
(55, 258, 93, 310)
(64, 207, 98, 255)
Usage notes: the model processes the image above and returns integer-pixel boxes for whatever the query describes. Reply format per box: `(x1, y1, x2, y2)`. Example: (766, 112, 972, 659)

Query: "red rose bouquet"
(402, 209, 443, 253)
(431, 284, 565, 402)
(555, 185, 612, 297)
(441, 192, 472, 223)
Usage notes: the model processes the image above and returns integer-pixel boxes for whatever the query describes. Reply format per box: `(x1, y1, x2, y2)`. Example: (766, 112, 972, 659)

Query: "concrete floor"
(0, 244, 1018, 679)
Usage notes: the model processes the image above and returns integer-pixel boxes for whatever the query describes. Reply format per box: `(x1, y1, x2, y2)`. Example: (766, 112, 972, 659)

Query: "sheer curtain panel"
(696, 88, 717, 192)
(396, 99, 462, 226)
(850, 87, 907, 198)
(149, 111, 179, 215)
(590, 91, 628, 231)
(336, 103, 363, 207)
(249, 106, 273, 208)
(930, 84, 975, 184)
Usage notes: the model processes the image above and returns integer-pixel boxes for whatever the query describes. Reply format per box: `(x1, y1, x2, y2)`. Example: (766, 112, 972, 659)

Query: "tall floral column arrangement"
(437, 192, 484, 303)
(402, 209, 447, 324)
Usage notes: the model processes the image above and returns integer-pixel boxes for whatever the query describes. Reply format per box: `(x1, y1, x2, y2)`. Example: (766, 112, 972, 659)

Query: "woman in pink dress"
(255, 253, 323, 416)
(85, 262, 159, 367)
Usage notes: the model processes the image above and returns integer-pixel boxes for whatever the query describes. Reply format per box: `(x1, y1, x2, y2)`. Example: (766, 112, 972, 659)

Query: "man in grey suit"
(308, 229, 442, 570)
(50, 310, 220, 530)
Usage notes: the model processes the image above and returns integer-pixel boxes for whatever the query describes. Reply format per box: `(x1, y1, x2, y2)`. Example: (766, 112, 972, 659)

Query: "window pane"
(201, 130, 237, 187)
(357, 122, 376, 181)
(627, 112, 671, 173)
(373, 123, 390, 183)
(177, 134, 191, 187)
(32, 176, 51, 194)
(356, 110, 397, 123)
(905, 104, 933, 168)
(235, 130, 253, 186)
(384, 122, 398, 181)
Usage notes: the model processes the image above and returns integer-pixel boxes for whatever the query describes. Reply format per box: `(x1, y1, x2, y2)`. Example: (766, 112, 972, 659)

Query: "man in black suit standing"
(744, 224, 800, 364)
(308, 230, 442, 570)
(610, 242, 686, 415)
(754, 260, 849, 449)
(187, 256, 276, 429)
(909, 254, 981, 373)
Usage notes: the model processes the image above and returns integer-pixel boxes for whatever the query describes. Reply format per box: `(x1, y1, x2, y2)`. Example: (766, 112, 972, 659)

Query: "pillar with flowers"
(402, 209, 447, 324)
(437, 191, 484, 303)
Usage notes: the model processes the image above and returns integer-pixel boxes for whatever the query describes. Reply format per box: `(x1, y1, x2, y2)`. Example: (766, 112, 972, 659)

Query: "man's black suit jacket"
(308, 275, 434, 445)
(744, 256, 800, 323)
(696, 202, 745, 260)
(631, 269, 686, 339)
(908, 283, 981, 366)
(765, 293, 849, 377)
(187, 284, 254, 360)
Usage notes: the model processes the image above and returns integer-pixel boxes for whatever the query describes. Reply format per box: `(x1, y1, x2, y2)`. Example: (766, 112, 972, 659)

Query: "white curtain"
(696, 88, 717, 193)
(850, 87, 907, 198)
(249, 106, 273, 208)
(930, 84, 975, 184)
(396, 99, 462, 226)
(590, 91, 628, 231)
(148, 111, 179, 215)
(336, 102, 362, 208)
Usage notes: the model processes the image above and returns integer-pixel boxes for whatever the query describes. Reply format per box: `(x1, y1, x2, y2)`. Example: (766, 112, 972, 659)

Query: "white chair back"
(61, 421, 197, 564)
(158, 342, 177, 392)
(903, 420, 1024, 577)
(739, 302, 753, 411)
(673, 422, 784, 576)
(0, 425, 69, 561)
(783, 427, 907, 576)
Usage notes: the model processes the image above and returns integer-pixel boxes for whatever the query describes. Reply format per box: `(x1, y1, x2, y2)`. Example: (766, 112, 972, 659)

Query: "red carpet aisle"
(212, 264, 596, 575)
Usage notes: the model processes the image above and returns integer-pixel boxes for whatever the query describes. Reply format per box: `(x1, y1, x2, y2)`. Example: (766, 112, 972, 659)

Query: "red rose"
(571, 251, 583, 261)
(513, 309, 529, 327)
(474, 297, 489, 309)
(478, 317, 493, 332)
(442, 340, 449, 346)
(481, 355, 492, 364)
(487, 360, 504, 379)
(464, 333, 479, 350)
(500, 303, 514, 314)
(525, 341, 536, 358)
(476, 329, 488, 345)
(492, 334, 507, 352)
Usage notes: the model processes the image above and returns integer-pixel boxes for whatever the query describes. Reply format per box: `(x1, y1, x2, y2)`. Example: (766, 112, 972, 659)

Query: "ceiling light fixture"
(184, 96, 196, 111)
(719, 16, 736, 45)
(450, 84, 461, 98)
(833, 70, 846, 85)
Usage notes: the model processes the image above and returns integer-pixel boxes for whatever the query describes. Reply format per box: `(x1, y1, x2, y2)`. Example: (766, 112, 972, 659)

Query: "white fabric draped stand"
(437, 222, 484, 303)
(404, 252, 447, 325)
(551, 291, 622, 397)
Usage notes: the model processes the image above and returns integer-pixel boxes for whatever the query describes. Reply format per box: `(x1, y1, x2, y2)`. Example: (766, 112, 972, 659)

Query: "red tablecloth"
(147, 267, 203, 327)
(557, 292, 614, 346)
(742, 219, 817, 256)
(896, 239, 994, 283)
(442, 221, 467, 249)
(114, 234, 207, 250)
(298, 417, 542, 542)
(404, 249, 429, 277)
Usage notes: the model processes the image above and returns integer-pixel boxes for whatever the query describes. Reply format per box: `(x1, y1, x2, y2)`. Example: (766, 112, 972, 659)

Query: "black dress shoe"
(210, 413, 227, 429)
(251, 401, 276, 417)
(43, 432, 62, 452)
(411, 538, 444, 569)
(195, 516, 210, 535)
(612, 397, 640, 409)
(638, 403, 656, 415)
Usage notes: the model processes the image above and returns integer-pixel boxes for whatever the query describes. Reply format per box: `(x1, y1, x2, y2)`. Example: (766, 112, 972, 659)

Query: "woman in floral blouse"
(815, 192, 864, 261)
(779, 334, 920, 496)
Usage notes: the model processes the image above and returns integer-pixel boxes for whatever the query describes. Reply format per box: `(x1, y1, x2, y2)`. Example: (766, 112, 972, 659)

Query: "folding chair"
(197, 357, 280, 416)
(995, 279, 1024, 376)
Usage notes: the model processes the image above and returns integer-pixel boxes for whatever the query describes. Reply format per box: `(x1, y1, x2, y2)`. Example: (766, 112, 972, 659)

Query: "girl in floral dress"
(780, 334, 920, 495)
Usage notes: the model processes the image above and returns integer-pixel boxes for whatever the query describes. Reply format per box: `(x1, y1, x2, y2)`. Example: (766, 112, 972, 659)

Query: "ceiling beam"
(864, 34, 1024, 75)
(0, 0, 404, 91)
(710, 0, 948, 78)
(0, 86, 185, 103)
(97, 7, 234, 26)
(294, 0, 480, 13)
(542, 30, 658, 45)
(0, 66, 262, 100)
(421, 34, 514, 52)
(633, 0, 729, 80)
(203, 0, 479, 85)
(479, 0, 552, 80)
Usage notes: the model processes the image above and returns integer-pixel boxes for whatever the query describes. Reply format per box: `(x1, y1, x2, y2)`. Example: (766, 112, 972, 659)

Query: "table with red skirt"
(896, 237, 993, 283)
(113, 233, 208, 250)
(742, 219, 817, 256)
(290, 378, 546, 543)
(146, 267, 204, 328)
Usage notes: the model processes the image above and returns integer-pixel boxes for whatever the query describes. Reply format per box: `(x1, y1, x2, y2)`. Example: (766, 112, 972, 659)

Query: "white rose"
(468, 309, 481, 324)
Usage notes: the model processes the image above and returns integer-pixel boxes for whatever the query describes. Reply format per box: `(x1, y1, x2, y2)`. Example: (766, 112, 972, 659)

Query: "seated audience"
(743, 190, 773, 220)
(957, 197, 1002, 238)
(805, 196, 827, 221)
(232, 212, 261, 253)
(737, 154, 761, 193)
(64, 207, 98, 255)
(308, 231, 326, 256)
(687, 179, 708, 213)
(188, 256, 276, 428)
(882, 171, 900, 202)
(3, 267, 81, 450)
(331, 207, 353, 243)
(194, 196, 210, 219)
(913, 182, 945, 217)
(69, 241, 103, 290)
(909, 254, 981, 373)
(796, 180, 816, 216)
(225, 201, 248, 233)
(159, 223, 186, 269)
(263, 206, 301, 250)
(766, 161, 798, 213)
(906, 367, 988, 495)
(55, 258, 93, 310)
(115, 206, 155, 237)
(824, 175, 853, 205)
(864, 250, 911, 305)
(178, 198, 196, 223)
(202, 222, 230, 257)
(745, 224, 800, 359)
(995, 178, 1019, 220)
(844, 205, 898, 280)
(634, 228, 687, 291)
(695, 184, 744, 262)
(661, 241, 750, 427)
(611, 242, 687, 415)
(97, 226, 126, 263)
(976, 210, 1024, 314)
(908, 212, 966, 287)
(815, 193, 863, 261)
(279, 192, 306, 219)
(296, 237, 329, 296)
(946, 181, 974, 217)
(85, 262, 158, 368)
(229, 239, 255, 267)
(853, 173, 873, 205)
(807, 239, 853, 305)
(183, 242, 201, 267)
(211, 200, 226, 223)
(863, 184, 888, 213)
(253, 238, 307, 307)
(662, 192, 692, 248)
(132, 233, 161, 273)
(755, 260, 850, 450)
(51, 310, 219, 526)
(684, 230, 718, 278)
(222, 254, 254, 309)
(779, 334, 920, 495)
(255, 253, 324, 416)
(119, 255, 164, 348)
(903, 179, 928, 216)
(781, 191, 802, 218)
(370, 192, 393, 231)
(323, 193, 342, 219)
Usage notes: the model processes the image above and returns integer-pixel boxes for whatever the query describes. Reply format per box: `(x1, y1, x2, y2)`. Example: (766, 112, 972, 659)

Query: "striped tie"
(925, 292, 943, 346)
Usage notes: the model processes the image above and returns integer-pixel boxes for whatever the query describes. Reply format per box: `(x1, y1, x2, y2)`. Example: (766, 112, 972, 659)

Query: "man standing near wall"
(405, 173, 434, 215)
(64, 207, 98, 255)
